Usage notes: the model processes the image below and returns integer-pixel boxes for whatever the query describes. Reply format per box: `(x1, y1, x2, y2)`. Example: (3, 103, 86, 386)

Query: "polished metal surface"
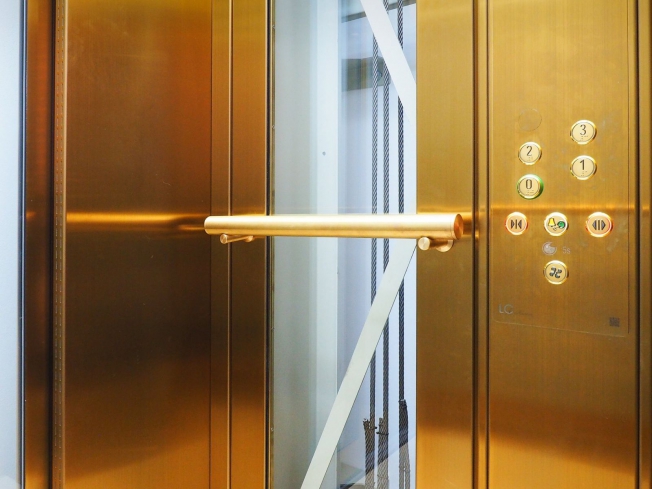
(230, 0, 269, 487)
(24, 0, 54, 486)
(488, 0, 639, 487)
(210, 0, 231, 487)
(639, 1, 652, 485)
(55, 1, 213, 487)
(205, 213, 464, 241)
(416, 1, 476, 487)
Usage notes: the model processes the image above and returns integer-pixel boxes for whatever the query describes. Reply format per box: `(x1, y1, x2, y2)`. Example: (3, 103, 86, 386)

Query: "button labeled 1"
(505, 212, 528, 235)
(586, 212, 613, 237)
(544, 212, 568, 236)
(571, 156, 597, 180)
(518, 142, 542, 165)
(544, 260, 568, 285)
(571, 120, 597, 144)
(517, 175, 544, 200)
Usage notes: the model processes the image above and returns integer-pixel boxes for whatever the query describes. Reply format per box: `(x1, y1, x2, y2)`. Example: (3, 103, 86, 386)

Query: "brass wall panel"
(59, 1, 213, 487)
(488, 1, 639, 487)
(24, 0, 54, 486)
(639, 0, 652, 486)
(211, 0, 232, 487)
(475, 1, 490, 487)
(230, 0, 269, 487)
(416, 1, 476, 487)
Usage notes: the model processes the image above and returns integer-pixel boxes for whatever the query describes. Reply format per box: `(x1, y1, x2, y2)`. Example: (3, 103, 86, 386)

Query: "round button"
(518, 142, 542, 165)
(570, 156, 597, 180)
(505, 212, 528, 235)
(544, 212, 569, 236)
(571, 120, 597, 144)
(517, 175, 544, 200)
(544, 260, 569, 285)
(586, 212, 613, 237)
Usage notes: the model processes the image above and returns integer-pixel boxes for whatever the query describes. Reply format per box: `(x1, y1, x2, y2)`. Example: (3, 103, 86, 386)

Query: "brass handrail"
(204, 213, 464, 251)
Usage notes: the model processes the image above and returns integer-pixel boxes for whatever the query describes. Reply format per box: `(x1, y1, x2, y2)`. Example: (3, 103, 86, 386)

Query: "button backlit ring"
(505, 212, 528, 235)
(517, 174, 544, 200)
(586, 212, 613, 237)
(544, 212, 569, 236)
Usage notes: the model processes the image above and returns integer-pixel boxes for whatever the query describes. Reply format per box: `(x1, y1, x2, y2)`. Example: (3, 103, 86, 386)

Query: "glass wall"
(273, 1, 417, 487)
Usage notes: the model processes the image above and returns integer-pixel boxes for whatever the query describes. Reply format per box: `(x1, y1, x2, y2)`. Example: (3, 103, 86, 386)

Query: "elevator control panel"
(489, 11, 634, 336)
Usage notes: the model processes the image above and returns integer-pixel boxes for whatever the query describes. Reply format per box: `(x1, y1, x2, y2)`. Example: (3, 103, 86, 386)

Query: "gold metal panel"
(24, 0, 54, 486)
(211, 0, 232, 487)
(488, 0, 639, 486)
(639, 0, 652, 485)
(489, 0, 632, 336)
(230, 0, 269, 487)
(416, 1, 475, 487)
(59, 1, 213, 487)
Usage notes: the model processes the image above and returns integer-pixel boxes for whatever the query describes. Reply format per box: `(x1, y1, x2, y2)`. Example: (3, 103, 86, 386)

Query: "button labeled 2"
(544, 260, 568, 285)
(517, 175, 544, 200)
(506, 212, 528, 235)
(544, 212, 568, 236)
(518, 142, 542, 165)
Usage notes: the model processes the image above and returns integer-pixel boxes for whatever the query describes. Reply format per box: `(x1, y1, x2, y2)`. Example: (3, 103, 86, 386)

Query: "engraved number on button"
(518, 142, 542, 165)
(571, 156, 597, 180)
(517, 175, 543, 199)
(571, 120, 597, 144)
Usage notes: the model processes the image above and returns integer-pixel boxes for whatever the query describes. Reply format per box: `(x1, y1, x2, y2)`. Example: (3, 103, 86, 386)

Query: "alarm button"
(586, 212, 613, 237)
(505, 212, 528, 235)
(517, 175, 544, 200)
(544, 261, 569, 285)
(544, 212, 568, 236)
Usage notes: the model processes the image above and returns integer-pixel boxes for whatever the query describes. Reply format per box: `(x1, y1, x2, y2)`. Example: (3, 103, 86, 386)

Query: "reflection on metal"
(359, 0, 416, 125)
(205, 214, 463, 247)
(65, 212, 206, 232)
(300, 240, 416, 489)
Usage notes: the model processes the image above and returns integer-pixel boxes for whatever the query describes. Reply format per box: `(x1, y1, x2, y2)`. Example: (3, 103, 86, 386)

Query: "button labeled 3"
(571, 120, 597, 144)
(517, 174, 544, 200)
(544, 260, 568, 285)
(586, 212, 613, 237)
(570, 156, 597, 180)
(518, 142, 542, 165)
(544, 212, 568, 236)
(505, 212, 528, 235)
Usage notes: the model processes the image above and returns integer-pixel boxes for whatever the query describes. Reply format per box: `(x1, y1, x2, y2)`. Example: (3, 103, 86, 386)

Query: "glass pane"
(273, 1, 417, 487)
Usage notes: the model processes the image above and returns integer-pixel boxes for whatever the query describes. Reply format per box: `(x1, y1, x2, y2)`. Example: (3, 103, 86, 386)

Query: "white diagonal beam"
(360, 0, 416, 125)
(300, 239, 416, 489)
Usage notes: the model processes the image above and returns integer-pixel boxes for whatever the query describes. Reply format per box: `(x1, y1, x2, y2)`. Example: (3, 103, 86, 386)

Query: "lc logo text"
(498, 304, 514, 315)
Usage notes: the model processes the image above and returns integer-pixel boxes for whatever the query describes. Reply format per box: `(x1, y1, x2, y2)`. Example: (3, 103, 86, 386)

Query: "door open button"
(586, 212, 613, 237)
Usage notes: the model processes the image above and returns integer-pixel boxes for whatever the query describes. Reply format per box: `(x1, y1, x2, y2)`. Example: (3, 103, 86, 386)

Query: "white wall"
(0, 0, 22, 488)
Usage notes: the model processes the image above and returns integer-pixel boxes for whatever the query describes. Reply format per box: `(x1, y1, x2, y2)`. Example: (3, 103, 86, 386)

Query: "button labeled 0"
(517, 175, 544, 200)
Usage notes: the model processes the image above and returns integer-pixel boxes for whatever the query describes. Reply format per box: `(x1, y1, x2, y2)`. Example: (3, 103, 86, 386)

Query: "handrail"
(204, 213, 464, 251)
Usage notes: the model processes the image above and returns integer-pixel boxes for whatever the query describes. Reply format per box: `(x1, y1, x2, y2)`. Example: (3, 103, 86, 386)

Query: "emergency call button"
(505, 212, 528, 235)
(586, 212, 613, 237)
(544, 212, 568, 236)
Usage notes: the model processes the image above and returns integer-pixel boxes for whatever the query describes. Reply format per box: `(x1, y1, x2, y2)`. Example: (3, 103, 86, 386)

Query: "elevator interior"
(22, 0, 652, 488)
